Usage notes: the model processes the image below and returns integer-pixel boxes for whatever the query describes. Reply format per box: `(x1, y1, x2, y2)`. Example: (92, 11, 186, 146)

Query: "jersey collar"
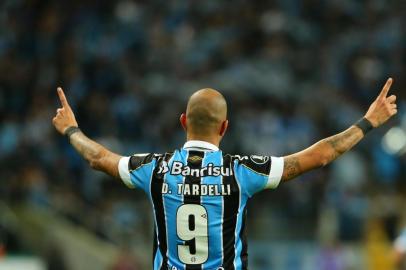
(183, 140, 219, 152)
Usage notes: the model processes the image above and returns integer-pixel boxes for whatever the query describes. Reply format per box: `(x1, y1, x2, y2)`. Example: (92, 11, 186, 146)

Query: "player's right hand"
(52, 87, 78, 135)
(364, 78, 397, 128)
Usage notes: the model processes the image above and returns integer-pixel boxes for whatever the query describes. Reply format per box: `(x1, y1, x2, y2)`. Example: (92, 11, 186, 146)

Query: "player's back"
(118, 140, 284, 270)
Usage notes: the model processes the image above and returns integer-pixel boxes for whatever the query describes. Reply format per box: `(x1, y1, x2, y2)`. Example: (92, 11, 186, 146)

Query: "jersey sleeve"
(233, 155, 284, 197)
(118, 153, 157, 192)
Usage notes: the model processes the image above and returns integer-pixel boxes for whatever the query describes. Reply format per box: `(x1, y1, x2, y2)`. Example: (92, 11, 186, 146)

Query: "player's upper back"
(118, 140, 284, 199)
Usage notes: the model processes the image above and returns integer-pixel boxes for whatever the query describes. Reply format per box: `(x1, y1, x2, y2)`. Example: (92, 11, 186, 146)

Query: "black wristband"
(354, 117, 374, 135)
(64, 126, 81, 138)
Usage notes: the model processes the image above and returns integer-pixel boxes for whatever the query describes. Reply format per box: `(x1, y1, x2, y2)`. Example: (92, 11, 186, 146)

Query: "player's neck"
(186, 134, 220, 147)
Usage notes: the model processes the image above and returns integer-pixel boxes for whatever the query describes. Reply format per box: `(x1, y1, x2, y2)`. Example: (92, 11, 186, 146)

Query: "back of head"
(186, 88, 227, 137)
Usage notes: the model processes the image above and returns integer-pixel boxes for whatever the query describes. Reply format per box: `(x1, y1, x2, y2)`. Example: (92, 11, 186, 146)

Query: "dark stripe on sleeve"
(240, 206, 248, 269)
(184, 150, 204, 270)
(150, 152, 173, 270)
(222, 154, 240, 270)
(129, 153, 156, 170)
(238, 155, 271, 175)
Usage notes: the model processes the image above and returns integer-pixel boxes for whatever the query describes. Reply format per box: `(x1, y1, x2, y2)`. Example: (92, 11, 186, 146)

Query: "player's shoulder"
(129, 151, 174, 170)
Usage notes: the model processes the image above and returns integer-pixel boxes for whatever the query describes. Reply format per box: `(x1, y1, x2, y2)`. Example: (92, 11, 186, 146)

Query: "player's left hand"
(52, 87, 78, 135)
(364, 78, 397, 128)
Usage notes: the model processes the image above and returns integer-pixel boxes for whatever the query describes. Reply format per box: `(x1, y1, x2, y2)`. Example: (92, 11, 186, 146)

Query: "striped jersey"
(118, 140, 284, 270)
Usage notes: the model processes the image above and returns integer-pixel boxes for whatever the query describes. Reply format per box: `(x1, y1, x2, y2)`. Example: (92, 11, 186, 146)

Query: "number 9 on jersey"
(176, 204, 209, 264)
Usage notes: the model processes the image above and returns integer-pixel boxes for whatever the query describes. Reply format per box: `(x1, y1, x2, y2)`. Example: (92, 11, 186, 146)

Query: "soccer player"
(53, 78, 397, 270)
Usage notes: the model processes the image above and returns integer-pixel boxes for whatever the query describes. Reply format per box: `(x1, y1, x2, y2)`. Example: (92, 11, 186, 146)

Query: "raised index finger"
(57, 87, 69, 108)
(378, 78, 393, 99)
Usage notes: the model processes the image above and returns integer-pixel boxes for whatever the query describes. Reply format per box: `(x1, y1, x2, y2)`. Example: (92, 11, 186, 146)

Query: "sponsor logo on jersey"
(158, 161, 233, 177)
(188, 155, 203, 163)
(171, 162, 233, 177)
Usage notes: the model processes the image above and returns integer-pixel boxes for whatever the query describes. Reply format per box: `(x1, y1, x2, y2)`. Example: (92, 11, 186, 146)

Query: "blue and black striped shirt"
(118, 140, 284, 270)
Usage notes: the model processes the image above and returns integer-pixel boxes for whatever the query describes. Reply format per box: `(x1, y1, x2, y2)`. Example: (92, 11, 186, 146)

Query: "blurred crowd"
(0, 0, 405, 268)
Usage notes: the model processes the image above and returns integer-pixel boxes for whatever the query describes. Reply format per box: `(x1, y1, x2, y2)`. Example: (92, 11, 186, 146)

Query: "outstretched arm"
(282, 78, 398, 182)
(52, 87, 122, 178)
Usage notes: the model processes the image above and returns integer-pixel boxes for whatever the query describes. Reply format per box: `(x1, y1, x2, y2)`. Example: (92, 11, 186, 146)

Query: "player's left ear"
(180, 113, 187, 131)
(219, 120, 228, 137)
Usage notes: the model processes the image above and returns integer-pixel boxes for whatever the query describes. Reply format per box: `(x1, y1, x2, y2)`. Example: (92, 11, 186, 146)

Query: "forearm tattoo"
(68, 132, 121, 178)
(324, 126, 363, 162)
(69, 132, 105, 164)
(282, 126, 364, 182)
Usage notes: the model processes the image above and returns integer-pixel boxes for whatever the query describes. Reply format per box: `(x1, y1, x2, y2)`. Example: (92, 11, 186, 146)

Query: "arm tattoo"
(70, 131, 105, 165)
(281, 125, 364, 182)
(323, 126, 363, 163)
(69, 131, 121, 178)
(283, 156, 301, 181)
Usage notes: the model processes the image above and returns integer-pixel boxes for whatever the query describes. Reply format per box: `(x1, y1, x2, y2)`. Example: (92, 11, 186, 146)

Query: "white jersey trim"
(266, 157, 284, 189)
(183, 140, 219, 151)
(118, 156, 134, 188)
